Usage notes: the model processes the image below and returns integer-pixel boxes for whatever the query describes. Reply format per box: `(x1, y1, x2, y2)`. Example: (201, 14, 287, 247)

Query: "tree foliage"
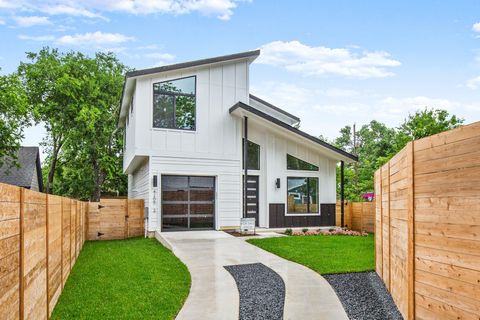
(18, 48, 128, 200)
(0, 72, 30, 166)
(335, 108, 464, 201)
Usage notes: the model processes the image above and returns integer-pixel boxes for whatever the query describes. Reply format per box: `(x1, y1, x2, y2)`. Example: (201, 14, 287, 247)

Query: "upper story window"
(286, 154, 319, 171)
(243, 139, 260, 170)
(153, 76, 196, 130)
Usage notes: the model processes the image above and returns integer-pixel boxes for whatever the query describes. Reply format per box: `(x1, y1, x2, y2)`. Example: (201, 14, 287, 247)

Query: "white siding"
(123, 60, 249, 171)
(150, 156, 241, 230)
(248, 120, 338, 227)
(128, 159, 149, 203)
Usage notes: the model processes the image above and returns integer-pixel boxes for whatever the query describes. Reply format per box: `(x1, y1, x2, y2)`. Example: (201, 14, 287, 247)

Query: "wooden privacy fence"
(0, 183, 144, 320)
(335, 201, 375, 233)
(375, 121, 480, 320)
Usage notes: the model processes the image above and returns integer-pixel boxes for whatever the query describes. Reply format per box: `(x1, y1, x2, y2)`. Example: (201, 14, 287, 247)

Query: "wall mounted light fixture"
(275, 178, 281, 189)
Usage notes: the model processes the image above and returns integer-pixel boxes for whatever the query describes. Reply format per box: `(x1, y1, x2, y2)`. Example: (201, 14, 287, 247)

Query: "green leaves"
(0, 72, 30, 167)
(18, 47, 129, 199)
(334, 108, 464, 201)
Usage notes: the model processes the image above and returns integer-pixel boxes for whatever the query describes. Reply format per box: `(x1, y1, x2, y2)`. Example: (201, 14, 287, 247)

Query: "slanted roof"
(249, 94, 300, 126)
(0, 147, 43, 191)
(118, 50, 261, 127)
(229, 102, 358, 162)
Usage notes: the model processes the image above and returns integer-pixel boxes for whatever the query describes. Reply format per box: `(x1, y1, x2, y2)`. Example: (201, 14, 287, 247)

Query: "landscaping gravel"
(225, 263, 285, 320)
(324, 271, 403, 320)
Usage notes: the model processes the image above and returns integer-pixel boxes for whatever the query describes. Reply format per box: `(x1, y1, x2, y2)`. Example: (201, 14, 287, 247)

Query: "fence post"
(45, 194, 49, 318)
(19, 188, 24, 320)
(407, 141, 415, 320)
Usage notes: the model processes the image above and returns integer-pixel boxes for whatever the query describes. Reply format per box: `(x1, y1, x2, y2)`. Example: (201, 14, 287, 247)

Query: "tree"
(18, 48, 128, 200)
(0, 72, 30, 166)
(395, 108, 464, 150)
(333, 109, 464, 201)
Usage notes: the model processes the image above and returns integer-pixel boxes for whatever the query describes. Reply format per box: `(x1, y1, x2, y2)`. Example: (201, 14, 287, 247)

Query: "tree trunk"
(45, 135, 63, 194)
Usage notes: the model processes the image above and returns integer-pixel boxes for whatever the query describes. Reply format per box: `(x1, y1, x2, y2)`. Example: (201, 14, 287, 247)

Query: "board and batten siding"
(247, 120, 338, 227)
(124, 60, 250, 172)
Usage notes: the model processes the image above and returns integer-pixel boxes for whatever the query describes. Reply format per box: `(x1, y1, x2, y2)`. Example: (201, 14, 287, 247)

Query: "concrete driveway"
(156, 231, 348, 320)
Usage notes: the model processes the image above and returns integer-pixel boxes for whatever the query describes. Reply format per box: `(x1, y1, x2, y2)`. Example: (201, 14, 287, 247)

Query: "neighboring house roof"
(229, 102, 358, 162)
(118, 50, 261, 127)
(0, 147, 43, 191)
(249, 94, 300, 125)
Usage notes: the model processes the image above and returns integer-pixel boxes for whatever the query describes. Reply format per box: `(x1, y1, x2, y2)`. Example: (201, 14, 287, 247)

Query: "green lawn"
(247, 234, 374, 275)
(51, 237, 191, 320)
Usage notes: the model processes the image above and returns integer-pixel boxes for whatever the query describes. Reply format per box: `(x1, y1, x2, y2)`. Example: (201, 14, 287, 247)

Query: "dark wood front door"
(244, 175, 259, 226)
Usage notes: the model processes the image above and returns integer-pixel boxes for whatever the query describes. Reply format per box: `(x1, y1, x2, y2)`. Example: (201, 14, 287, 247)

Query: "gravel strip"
(225, 263, 285, 320)
(324, 272, 403, 320)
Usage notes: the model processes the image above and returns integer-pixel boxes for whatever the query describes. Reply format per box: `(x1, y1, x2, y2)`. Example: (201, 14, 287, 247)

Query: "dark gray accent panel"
(224, 263, 285, 320)
(230, 102, 358, 162)
(269, 203, 336, 228)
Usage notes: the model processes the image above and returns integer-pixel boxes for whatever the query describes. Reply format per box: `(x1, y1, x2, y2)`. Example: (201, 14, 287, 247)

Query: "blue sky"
(1, 0, 479, 152)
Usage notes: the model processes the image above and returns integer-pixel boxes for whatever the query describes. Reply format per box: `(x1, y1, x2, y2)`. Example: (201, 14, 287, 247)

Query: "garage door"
(161, 175, 215, 231)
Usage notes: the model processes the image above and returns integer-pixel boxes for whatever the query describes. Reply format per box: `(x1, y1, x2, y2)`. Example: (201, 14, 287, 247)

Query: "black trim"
(229, 102, 358, 162)
(35, 151, 43, 193)
(249, 94, 300, 122)
(127, 50, 260, 78)
(287, 176, 319, 214)
(152, 75, 197, 131)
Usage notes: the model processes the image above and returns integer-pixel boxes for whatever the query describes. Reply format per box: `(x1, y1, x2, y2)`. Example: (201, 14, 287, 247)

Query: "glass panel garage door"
(161, 175, 215, 231)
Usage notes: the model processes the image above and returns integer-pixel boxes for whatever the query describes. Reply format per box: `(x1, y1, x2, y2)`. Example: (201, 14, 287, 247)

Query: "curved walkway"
(156, 231, 348, 320)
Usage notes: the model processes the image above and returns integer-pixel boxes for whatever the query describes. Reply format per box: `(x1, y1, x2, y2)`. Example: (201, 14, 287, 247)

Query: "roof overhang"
(118, 50, 261, 127)
(230, 102, 358, 163)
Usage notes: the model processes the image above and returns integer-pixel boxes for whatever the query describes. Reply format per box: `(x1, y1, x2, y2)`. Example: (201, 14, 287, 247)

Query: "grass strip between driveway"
(247, 234, 374, 275)
(51, 237, 191, 320)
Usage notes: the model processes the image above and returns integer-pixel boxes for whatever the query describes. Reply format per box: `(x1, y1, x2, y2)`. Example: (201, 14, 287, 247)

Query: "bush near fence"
(335, 201, 375, 233)
(0, 183, 144, 320)
(375, 121, 480, 320)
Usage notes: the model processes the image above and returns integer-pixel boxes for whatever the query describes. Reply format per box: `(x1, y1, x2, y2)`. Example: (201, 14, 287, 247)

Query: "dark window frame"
(152, 75, 197, 131)
(286, 176, 319, 214)
(242, 139, 260, 170)
(286, 154, 319, 171)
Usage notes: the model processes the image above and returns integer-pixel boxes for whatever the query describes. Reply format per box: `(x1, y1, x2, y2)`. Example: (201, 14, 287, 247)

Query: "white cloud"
(144, 52, 176, 65)
(256, 40, 401, 78)
(0, 0, 245, 21)
(472, 22, 480, 33)
(88, 0, 240, 20)
(55, 31, 134, 46)
(14, 15, 51, 27)
(380, 96, 457, 112)
(40, 3, 107, 20)
(18, 34, 55, 41)
(322, 88, 359, 97)
(466, 76, 480, 90)
(0, 18, 5, 25)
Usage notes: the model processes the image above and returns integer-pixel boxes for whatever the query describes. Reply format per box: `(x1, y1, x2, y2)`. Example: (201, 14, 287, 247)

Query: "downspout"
(243, 116, 248, 219)
(341, 160, 345, 228)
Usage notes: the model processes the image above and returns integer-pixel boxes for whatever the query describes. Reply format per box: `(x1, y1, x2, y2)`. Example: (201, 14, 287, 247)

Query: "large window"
(242, 139, 260, 170)
(153, 76, 196, 130)
(287, 177, 319, 213)
(287, 154, 319, 171)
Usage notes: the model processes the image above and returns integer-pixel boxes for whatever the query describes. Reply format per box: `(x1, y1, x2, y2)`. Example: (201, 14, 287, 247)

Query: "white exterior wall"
(123, 57, 341, 231)
(125, 60, 250, 231)
(247, 121, 337, 227)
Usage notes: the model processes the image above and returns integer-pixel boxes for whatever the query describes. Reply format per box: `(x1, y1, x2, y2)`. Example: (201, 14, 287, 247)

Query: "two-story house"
(119, 50, 357, 233)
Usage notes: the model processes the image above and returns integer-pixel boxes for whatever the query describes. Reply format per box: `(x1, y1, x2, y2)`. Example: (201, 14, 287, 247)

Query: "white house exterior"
(119, 50, 357, 232)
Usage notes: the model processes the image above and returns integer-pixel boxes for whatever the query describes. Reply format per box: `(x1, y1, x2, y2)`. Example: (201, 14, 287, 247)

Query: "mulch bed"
(324, 271, 403, 320)
(224, 263, 285, 320)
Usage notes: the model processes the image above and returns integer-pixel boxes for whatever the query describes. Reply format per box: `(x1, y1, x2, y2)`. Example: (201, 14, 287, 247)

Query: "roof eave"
(229, 102, 358, 162)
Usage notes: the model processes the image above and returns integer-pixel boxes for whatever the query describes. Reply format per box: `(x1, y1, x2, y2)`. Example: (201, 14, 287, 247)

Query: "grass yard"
(51, 237, 191, 320)
(247, 234, 374, 275)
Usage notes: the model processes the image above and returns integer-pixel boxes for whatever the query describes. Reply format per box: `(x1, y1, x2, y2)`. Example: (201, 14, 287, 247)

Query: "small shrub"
(285, 228, 293, 235)
(302, 228, 309, 233)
